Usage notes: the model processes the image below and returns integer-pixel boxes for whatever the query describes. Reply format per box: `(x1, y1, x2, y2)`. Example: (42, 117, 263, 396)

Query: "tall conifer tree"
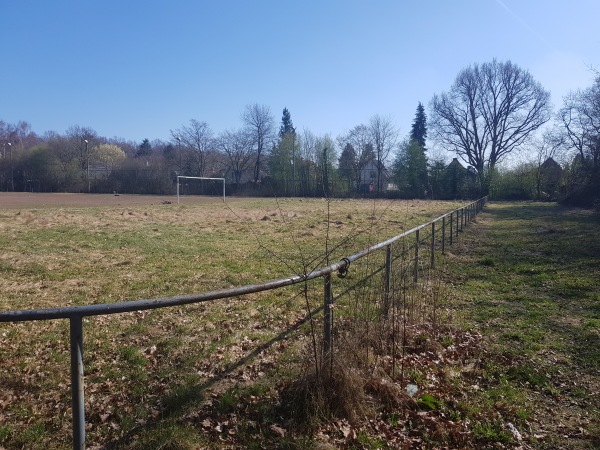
(410, 102, 427, 149)
(279, 107, 295, 138)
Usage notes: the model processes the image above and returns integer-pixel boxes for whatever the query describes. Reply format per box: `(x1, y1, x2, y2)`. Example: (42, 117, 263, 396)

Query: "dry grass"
(0, 196, 464, 449)
(7, 198, 594, 449)
(0, 197, 459, 310)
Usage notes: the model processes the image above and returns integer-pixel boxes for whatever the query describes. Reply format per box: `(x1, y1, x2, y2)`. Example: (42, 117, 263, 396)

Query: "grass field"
(444, 202, 600, 450)
(0, 196, 598, 449)
(0, 195, 462, 449)
(0, 196, 459, 309)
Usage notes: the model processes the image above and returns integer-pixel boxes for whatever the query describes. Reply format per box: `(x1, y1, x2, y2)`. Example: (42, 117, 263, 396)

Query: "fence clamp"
(337, 258, 351, 278)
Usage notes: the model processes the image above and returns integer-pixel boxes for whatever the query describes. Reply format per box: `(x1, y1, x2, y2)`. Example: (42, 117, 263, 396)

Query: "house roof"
(540, 157, 562, 171)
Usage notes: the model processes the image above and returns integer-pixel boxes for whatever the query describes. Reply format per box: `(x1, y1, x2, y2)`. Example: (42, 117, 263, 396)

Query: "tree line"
(1, 59, 599, 206)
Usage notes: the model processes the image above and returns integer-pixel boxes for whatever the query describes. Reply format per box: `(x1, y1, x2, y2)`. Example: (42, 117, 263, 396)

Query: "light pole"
(84, 139, 90, 193)
(291, 128, 296, 197)
(176, 137, 181, 173)
(8, 142, 12, 191)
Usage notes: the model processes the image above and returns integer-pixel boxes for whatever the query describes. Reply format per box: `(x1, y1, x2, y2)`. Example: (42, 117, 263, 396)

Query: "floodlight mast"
(84, 140, 89, 193)
(176, 176, 225, 204)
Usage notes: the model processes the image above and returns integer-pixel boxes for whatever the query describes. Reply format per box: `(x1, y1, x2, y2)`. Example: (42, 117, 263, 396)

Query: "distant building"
(358, 159, 389, 193)
(540, 157, 562, 197)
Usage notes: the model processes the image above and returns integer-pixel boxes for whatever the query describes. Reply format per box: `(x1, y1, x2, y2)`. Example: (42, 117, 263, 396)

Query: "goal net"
(176, 176, 225, 204)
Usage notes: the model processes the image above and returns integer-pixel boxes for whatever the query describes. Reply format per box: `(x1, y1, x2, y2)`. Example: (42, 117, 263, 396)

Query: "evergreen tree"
(394, 140, 428, 198)
(279, 107, 295, 138)
(442, 158, 468, 199)
(275, 108, 297, 194)
(338, 143, 358, 193)
(163, 143, 175, 160)
(428, 159, 447, 199)
(316, 136, 336, 197)
(136, 138, 152, 158)
(410, 102, 427, 149)
(269, 133, 295, 195)
(394, 103, 429, 197)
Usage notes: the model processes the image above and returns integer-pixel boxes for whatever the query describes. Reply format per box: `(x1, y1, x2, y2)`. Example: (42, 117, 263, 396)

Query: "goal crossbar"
(177, 176, 225, 204)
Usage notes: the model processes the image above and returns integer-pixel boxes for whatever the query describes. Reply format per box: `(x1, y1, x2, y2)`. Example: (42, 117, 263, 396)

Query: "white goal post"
(176, 176, 225, 204)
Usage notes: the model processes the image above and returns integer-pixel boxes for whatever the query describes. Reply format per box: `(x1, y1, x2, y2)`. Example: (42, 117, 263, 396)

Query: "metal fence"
(0, 197, 487, 449)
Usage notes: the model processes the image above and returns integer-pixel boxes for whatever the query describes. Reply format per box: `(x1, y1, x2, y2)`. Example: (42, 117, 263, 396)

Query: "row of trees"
(0, 105, 448, 199)
(2, 59, 599, 205)
(429, 59, 599, 206)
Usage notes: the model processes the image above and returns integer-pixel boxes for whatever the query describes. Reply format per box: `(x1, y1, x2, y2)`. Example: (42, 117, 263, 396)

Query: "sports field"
(5, 197, 595, 449)
(0, 194, 464, 448)
(0, 192, 229, 209)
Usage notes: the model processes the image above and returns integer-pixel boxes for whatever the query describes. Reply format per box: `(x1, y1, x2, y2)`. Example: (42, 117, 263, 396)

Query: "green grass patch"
(445, 202, 600, 448)
(471, 420, 513, 443)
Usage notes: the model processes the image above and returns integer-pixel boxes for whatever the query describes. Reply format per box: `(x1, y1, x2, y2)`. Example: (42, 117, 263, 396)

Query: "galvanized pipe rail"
(0, 196, 487, 449)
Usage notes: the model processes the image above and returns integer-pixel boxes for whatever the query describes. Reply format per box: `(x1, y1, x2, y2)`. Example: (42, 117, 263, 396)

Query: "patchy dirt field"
(0, 192, 231, 209)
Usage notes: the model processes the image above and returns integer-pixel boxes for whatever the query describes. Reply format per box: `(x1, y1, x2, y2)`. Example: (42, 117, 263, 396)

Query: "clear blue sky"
(1, 0, 598, 145)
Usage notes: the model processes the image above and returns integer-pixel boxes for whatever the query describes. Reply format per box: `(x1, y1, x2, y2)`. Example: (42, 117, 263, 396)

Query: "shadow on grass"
(104, 304, 324, 449)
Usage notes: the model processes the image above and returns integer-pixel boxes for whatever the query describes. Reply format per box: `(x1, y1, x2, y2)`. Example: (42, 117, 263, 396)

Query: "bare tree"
(337, 124, 374, 171)
(217, 129, 255, 186)
(65, 126, 98, 191)
(560, 75, 600, 176)
(337, 124, 374, 194)
(2, 120, 39, 160)
(242, 104, 275, 184)
(430, 59, 551, 192)
(315, 135, 337, 197)
(369, 115, 398, 191)
(301, 128, 319, 163)
(39, 132, 73, 188)
(171, 119, 214, 176)
(4, 121, 37, 150)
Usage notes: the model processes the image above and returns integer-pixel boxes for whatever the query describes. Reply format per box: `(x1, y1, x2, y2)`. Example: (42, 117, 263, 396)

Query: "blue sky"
(1, 0, 598, 146)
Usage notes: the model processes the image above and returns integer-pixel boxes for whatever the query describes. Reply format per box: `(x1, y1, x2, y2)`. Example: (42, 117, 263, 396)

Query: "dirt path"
(0, 192, 230, 209)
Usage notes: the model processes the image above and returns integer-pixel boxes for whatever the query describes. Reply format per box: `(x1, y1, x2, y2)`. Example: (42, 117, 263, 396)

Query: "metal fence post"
(414, 228, 419, 282)
(430, 222, 435, 268)
(70, 316, 85, 450)
(384, 244, 392, 315)
(449, 212, 453, 245)
(323, 273, 333, 356)
(442, 216, 446, 254)
(456, 210, 459, 239)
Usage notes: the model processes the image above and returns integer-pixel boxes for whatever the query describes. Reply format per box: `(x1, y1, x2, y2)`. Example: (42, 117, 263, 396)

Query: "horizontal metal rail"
(0, 196, 487, 449)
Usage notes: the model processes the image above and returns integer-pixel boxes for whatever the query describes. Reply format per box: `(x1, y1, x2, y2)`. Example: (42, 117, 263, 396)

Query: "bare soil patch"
(0, 192, 232, 209)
